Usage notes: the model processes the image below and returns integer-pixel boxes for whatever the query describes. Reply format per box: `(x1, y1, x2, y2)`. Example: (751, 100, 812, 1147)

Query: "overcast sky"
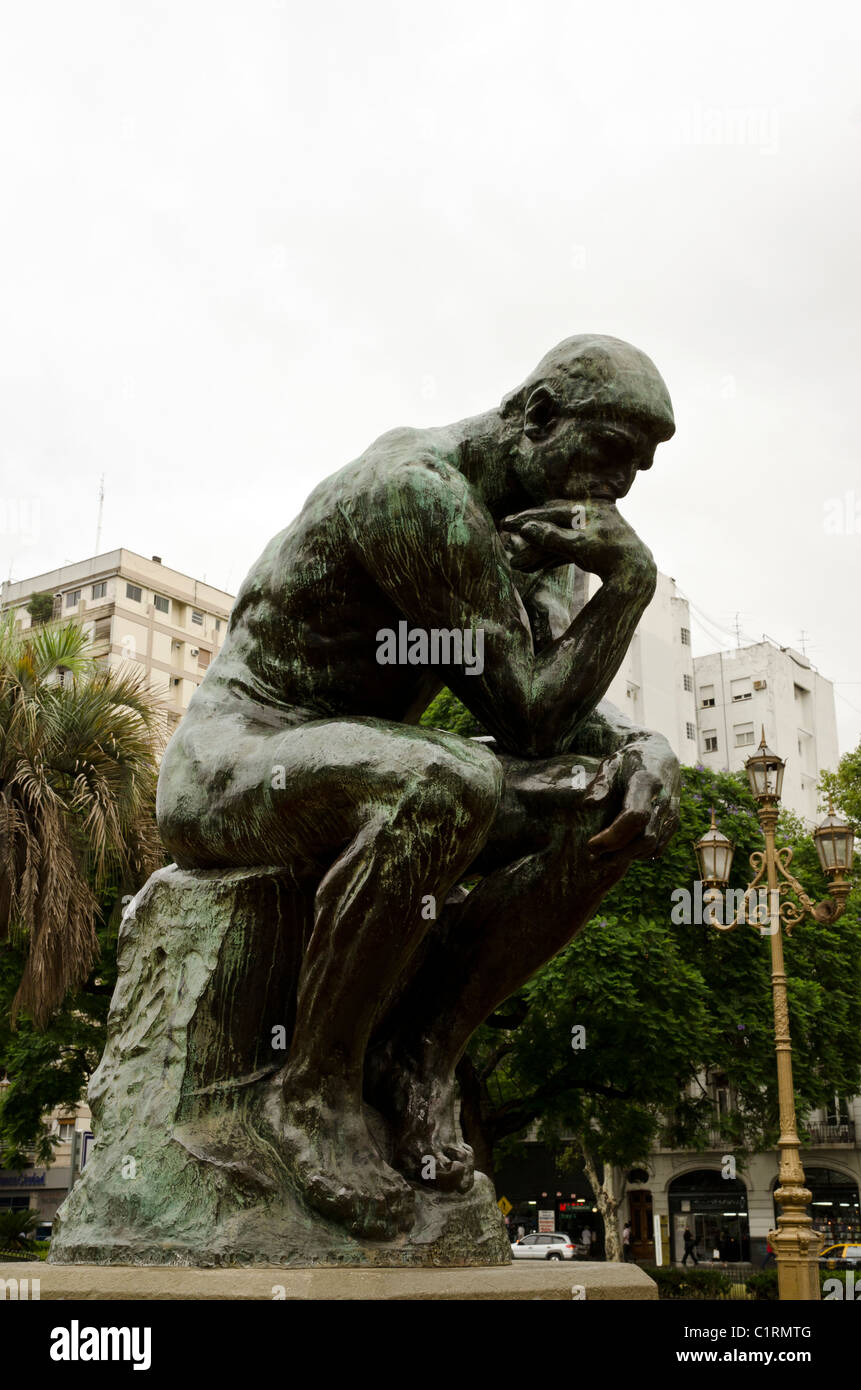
(2, 1, 860, 754)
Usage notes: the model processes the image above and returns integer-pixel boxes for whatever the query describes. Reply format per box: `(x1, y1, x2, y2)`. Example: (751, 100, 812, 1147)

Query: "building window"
(735, 724, 755, 747)
(686, 722, 696, 740)
(731, 678, 752, 702)
(215, 619, 222, 633)
(65, 589, 81, 608)
(192, 610, 204, 626)
(57, 1121, 75, 1142)
(126, 583, 142, 602)
(93, 617, 111, 641)
(703, 731, 718, 752)
(91, 581, 107, 599)
(153, 594, 169, 614)
(680, 627, 690, 646)
(683, 674, 693, 692)
(712, 1074, 731, 1117)
(198, 649, 211, 669)
(700, 683, 715, 707)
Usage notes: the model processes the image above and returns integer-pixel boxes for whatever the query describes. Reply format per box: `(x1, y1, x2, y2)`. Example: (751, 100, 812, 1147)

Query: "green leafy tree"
(821, 739, 861, 832)
(0, 882, 124, 1167)
(25, 593, 55, 627)
(420, 686, 486, 739)
(425, 687, 861, 1258)
(466, 765, 861, 1257)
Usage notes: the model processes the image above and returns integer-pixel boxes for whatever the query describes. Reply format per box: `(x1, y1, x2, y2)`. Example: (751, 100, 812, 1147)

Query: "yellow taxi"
(818, 1242, 861, 1269)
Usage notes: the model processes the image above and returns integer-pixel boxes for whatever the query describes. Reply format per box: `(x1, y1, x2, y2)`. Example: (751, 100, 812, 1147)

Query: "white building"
(693, 642, 839, 823)
(1, 550, 235, 740)
(589, 571, 698, 760)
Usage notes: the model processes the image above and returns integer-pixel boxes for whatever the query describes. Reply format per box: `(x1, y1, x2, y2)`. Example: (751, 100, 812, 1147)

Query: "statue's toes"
(432, 1159, 468, 1193)
(439, 1144, 475, 1193)
(305, 1164, 414, 1240)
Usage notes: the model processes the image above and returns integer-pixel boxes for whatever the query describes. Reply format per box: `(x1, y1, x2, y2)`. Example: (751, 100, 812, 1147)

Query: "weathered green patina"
(52, 334, 681, 1265)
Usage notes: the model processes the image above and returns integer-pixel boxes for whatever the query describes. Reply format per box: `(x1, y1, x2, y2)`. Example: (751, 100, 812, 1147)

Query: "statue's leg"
(366, 750, 644, 1189)
(157, 705, 503, 1236)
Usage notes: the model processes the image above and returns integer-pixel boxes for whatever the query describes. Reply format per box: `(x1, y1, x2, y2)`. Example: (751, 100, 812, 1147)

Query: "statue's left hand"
(583, 735, 681, 861)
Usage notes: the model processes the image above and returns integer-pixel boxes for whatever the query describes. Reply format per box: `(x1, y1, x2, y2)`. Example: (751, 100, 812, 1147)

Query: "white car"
(511, 1232, 579, 1260)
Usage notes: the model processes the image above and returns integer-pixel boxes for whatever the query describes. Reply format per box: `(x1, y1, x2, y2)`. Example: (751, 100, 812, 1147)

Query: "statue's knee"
(392, 747, 500, 844)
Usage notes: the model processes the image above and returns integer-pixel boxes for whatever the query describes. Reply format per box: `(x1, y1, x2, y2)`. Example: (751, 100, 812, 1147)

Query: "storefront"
(668, 1168, 750, 1263)
(773, 1167, 861, 1245)
(0, 1165, 72, 1220)
(496, 1143, 604, 1252)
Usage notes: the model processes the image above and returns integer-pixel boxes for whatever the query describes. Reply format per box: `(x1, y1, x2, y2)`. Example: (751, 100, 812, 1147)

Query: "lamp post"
(693, 730, 855, 1301)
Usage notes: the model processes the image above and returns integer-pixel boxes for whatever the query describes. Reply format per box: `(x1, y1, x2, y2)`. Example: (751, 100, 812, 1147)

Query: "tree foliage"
(0, 614, 163, 1023)
(0, 881, 124, 1168)
(443, 708, 861, 1236)
(821, 738, 861, 833)
(25, 593, 54, 627)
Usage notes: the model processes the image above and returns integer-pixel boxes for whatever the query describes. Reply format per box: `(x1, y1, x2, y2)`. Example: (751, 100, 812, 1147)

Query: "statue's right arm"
(342, 460, 656, 756)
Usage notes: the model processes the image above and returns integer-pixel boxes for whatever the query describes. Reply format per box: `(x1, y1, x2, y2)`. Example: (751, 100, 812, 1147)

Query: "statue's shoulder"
(339, 427, 472, 514)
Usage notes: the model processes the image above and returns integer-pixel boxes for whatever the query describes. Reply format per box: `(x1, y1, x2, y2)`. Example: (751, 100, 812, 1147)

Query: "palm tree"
(0, 614, 163, 1025)
(0, 1207, 39, 1250)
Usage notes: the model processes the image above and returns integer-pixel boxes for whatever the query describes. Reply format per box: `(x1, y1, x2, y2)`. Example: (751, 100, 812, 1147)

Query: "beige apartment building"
(1, 549, 235, 739)
(1, 551, 235, 1226)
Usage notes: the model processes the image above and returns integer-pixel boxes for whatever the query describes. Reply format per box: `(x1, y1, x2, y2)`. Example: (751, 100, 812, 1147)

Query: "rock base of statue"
(49, 866, 509, 1268)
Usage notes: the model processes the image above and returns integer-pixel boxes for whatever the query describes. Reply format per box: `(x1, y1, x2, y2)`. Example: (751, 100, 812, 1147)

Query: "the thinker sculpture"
(52, 335, 681, 1267)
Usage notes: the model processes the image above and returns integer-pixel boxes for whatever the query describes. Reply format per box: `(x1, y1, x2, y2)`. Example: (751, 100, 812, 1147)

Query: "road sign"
(497, 1196, 512, 1216)
(539, 1209, 555, 1232)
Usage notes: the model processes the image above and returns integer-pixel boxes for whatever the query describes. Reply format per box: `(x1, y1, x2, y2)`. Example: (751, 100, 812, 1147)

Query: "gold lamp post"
(693, 730, 855, 1301)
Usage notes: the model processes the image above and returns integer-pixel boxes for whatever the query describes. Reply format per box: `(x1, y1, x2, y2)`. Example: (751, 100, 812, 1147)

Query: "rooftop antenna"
(733, 612, 742, 648)
(798, 630, 809, 657)
(94, 474, 105, 553)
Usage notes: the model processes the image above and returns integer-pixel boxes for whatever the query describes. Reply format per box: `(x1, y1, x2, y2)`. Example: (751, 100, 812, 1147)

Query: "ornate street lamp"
(694, 809, 735, 888)
(744, 732, 785, 803)
(813, 803, 855, 912)
(692, 731, 855, 1301)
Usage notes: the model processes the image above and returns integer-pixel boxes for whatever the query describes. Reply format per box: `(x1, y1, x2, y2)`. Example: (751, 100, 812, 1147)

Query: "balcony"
(654, 1128, 737, 1153)
(803, 1121, 856, 1147)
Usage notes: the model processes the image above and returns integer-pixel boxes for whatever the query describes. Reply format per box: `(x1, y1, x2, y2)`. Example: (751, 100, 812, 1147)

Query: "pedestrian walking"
(622, 1221, 633, 1262)
(681, 1227, 698, 1266)
(581, 1224, 593, 1257)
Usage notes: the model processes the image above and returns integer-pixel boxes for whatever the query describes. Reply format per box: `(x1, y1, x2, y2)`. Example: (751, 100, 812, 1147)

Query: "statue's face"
(511, 349, 675, 505)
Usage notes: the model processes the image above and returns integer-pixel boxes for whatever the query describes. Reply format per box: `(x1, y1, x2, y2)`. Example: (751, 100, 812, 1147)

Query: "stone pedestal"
(8, 1259, 657, 1299)
(49, 866, 509, 1269)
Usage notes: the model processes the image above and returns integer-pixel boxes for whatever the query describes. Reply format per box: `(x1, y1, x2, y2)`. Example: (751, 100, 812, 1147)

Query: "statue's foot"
(264, 1077, 415, 1240)
(366, 1045, 475, 1194)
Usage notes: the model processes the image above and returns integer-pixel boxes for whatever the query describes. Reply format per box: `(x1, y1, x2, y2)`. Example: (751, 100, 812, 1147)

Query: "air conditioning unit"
(190, 648, 199, 658)
(753, 680, 767, 690)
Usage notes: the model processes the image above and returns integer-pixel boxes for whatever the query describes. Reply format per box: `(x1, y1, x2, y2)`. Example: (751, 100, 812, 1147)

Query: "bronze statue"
(51, 334, 680, 1266)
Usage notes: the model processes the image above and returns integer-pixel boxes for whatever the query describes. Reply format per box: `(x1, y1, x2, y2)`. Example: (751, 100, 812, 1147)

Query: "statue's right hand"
(501, 501, 655, 585)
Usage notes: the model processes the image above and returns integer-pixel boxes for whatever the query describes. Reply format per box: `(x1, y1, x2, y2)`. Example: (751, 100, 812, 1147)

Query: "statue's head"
(500, 334, 675, 504)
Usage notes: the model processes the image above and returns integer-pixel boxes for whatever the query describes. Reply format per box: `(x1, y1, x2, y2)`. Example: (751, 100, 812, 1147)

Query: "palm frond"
(0, 616, 164, 1023)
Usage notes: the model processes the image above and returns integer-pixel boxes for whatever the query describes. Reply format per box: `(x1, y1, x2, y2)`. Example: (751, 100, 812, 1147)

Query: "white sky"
(2, 1, 860, 753)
